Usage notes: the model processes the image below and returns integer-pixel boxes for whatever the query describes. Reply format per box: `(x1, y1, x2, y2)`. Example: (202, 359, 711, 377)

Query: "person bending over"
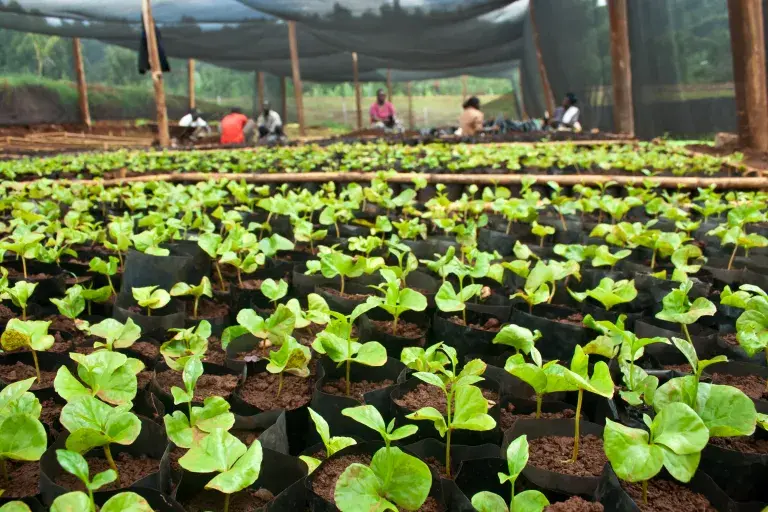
(179, 108, 211, 141)
(220, 107, 251, 145)
(369, 88, 401, 130)
(457, 96, 485, 137)
(256, 101, 284, 139)
(547, 93, 581, 131)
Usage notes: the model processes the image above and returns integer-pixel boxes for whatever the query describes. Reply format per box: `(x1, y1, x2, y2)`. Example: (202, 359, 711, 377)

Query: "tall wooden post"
(188, 59, 195, 110)
(280, 76, 288, 123)
(727, 0, 768, 150)
(287, 21, 305, 136)
(528, 0, 555, 115)
(141, 0, 169, 146)
(386, 69, 393, 101)
(256, 71, 265, 108)
(72, 38, 91, 128)
(407, 81, 414, 130)
(461, 75, 468, 100)
(608, 0, 635, 136)
(353, 52, 362, 130)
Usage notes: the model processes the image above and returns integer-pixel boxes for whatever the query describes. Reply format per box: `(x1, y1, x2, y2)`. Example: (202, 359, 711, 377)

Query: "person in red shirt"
(369, 89, 401, 130)
(220, 107, 252, 145)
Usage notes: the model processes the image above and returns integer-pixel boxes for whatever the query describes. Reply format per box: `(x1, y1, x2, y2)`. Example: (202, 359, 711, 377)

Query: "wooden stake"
(461, 75, 468, 100)
(608, 0, 635, 136)
(727, 0, 768, 150)
(141, 0, 169, 147)
(407, 81, 414, 130)
(256, 71, 265, 108)
(280, 76, 288, 123)
(287, 21, 305, 136)
(386, 69, 393, 102)
(188, 59, 195, 110)
(72, 38, 91, 128)
(528, 0, 555, 115)
(353, 52, 362, 130)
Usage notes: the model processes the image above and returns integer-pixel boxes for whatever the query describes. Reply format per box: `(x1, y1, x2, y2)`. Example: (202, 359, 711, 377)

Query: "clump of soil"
(370, 319, 426, 340)
(231, 429, 261, 446)
(40, 399, 63, 432)
(45, 315, 77, 334)
(663, 364, 692, 374)
(188, 299, 230, 320)
(499, 403, 575, 431)
(555, 312, 584, 326)
(448, 316, 501, 332)
(137, 370, 153, 391)
(321, 287, 372, 301)
(237, 372, 313, 411)
(322, 378, 394, 403)
(720, 332, 738, 347)
(527, 435, 606, 477)
(126, 340, 160, 362)
(155, 370, 239, 401)
(203, 338, 227, 366)
(0, 304, 17, 322)
(710, 372, 768, 400)
(394, 382, 498, 414)
(183, 488, 275, 512)
(0, 460, 39, 498)
(295, 323, 325, 347)
(234, 345, 270, 362)
(239, 279, 264, 290)
(709, 435, 768, 454)
(622, 479, 716, 512)
(55, 453, 160, 492)
(0, 362, 56, 389)
(311, 453, 372, 504)
(545, 497, 604, 512)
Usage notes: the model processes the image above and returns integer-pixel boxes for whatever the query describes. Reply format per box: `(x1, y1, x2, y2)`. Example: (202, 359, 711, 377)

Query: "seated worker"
(178, 108, 211, 141)
(547, 93, 582, 132)
(256, 101, 284, 139)
(457, 96, 484, 137)
(369, 89, 401, 130)
(220, 107, 251, 145)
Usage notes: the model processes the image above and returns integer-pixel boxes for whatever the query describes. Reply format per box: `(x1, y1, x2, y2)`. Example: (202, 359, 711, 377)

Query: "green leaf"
(335, 463, 396, 512)
(2, 319, 54, 352)
(55, 449, 89, 484)
(695, 383, 756, 437)
(671, 337, 698, 373)
(100, 492, 154, 512)
(651, 402, 709, 454)
(451, 385, 496, 432)
(407, 407, 448, 437)
(261, 278, 289, 303)
(89, 469, 117, 492)
(300, 455, 322, 475)
(206, 439, 263, 494)
(342, 405, 387, 438)
(50, 492, 91, 512)
(369, 447, 431, 511)
(659, 448, 700, 483)
(179, 428, 246, 474)
(493, 325, 541, 354)
(505, 435, 529, 480)
(353, 342, 388, 367)
(512, 490, 550, 512)
(413, 372, 446, 391)
(504, 355, 547, 394)
(603, 419, 664, 482)
(0, 414, 47, 461)
(471, 491, 508, 512)
(88, 318, 142, 350)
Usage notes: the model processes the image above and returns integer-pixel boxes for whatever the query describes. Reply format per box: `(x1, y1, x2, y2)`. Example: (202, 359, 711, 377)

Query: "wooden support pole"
(353, 52, 362, 130)
(386, 69, 393, 102)
(462, 75, 468, 100)
(280, 76, 288, 123)
(141, 0, 169, 147)
(256, 71, 265, 108)
(608, 0, 635, 136)
(727, 0, 768, 150)
(407, 81, 414, 130)
(72, 38, 91, 128)
(528, 0, 555, 116)
(287, 21, 305, 136)
(188, 59, 195, 110)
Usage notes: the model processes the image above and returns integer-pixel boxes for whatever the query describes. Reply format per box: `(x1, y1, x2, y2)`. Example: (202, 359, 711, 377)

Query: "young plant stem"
(224, 493, 230, 512)
(681, 323, 692, 345)
(215, 262, 226, 291)
(335, 222, 340, 239)
(650, 249, 657, 271)
(340, 275, 345, 295)
(539, 236, 544, 248)
(509, 475, 516, 512)
(642, 480, 648, 504)
(22, 257, 27, 279)
(147, 307, 152, 317)
(87, 301, 92, 316)
(237, 268, 243, 288)
(103, 444, 119, 477)
(277, 372, 284, 398)
(193, 296, 199, 319)
(117, 251, 124, 268)
(506, 218, 513, 235)
(569, 389, 584, 463)
(345, 359, 351, 397)
(107, 275, 116, 296)
(31, 350, 41, 382)
(535, 394, 542, 419)
(445, 389, 453, 478)
(462, 307, 467, 325)
(727, 244, 738, 271)
(559, 210, 567, 231)
(22, 306, 27, 322)
(392, 314, 399, 336)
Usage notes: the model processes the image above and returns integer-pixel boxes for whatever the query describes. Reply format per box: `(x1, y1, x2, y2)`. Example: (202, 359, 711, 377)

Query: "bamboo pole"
(727, 0, 768, 150)
(188, 59, 195, 110)
(386, 69, 393, 102)
(256, 71, 265, 108)
(353, 52, 362, 130)
(608, 0, 635, 136)
(528, 0, 555, 116)
(407, 81, 414, 130)
(141, 0, 169, 147)
(280, 76, 288, 123)
(72, 38, 91, 128)
(287, 21, 305, 136)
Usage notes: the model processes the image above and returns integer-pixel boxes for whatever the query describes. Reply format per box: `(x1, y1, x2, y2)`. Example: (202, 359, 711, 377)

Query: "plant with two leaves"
(510, 260, 563, 314)
(299, 408, 356, 474)
(260, 278, 289, 309)
(400, 343, 451, 374)
(591, 245, 632, 269)
(435, 281, 483, 325)
(76, 317, 142, 352)
(471, 435, 550, 512)
(130, 228, 170, 257)
(54, 351, 145, 407)
(724, 285, 768, 378)
(162, 320, 210, 371)
(292, 217, 328, 253)
(51, 284, 86, 321)
(504, 349, 573, 420)
(170, 276, 213, 319)
(219, 249, 265, 289)
(0, 319, 54, 381)
(132, 286, 171, 316)
(603, 402, 709, 505)
(0, 378, 47, 486)
(307, 249, 384, 296)
(312, 303, 388, 397)
(568, 278, 638, 312)
(707, 205, 768, 270)
(406, 344, 495, 477)
(531, 221, 554, 248)
(0, 230, 44, 278)
(50, 450, 153, 512)
(221, 305, 295, 350)
(653, 336, 757, 437)
(265, 336, 311, 398)
(179, 429, 263, 512)
(284, 293, 331, 332)
(1, 281, 37, 321)
(88, 256, 120, 296)
(197, 233, 228, 291)
(655, 280, 716, 347)
(334, 405, 431, 512)
(492, 324, 542, 358)
(366, 269, 427, 336)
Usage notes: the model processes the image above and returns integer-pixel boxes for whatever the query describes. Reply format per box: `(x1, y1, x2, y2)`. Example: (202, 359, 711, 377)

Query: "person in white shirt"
(178, 108, 211, 140)
(547, 93, 582, 132)
(256, 101, 284, 139)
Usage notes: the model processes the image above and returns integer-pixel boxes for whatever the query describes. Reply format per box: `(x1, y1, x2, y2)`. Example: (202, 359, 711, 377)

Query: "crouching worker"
(257, 101, 284, 140)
